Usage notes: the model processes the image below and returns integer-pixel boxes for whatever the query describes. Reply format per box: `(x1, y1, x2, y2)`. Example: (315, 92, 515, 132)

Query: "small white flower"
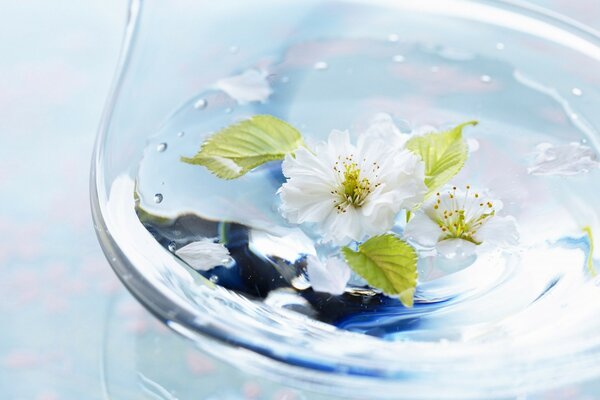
(404, 186, 519, 258)
(175, 239, 231, 271)
(214, 69, 272, 104)
(306, 255, 351, 295)
(279, 125, 426, 244)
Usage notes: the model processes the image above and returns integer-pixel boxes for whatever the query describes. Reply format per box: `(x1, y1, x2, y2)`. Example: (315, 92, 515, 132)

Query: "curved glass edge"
(89, 0, 600, 398)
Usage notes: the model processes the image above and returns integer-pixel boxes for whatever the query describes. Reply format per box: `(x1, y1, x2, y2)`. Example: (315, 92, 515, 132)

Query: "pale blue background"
(1, 1, 599, 399)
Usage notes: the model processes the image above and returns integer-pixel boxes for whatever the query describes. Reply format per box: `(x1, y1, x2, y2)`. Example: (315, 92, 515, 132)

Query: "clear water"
(134, 37, 600, 342)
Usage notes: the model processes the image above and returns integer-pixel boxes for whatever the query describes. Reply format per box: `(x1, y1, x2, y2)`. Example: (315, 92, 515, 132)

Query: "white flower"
(175, 239, 232, 271)
(214, 69, 272, 104)
(306, 255, 351, 295)
(279, 126, 426, 244)
(404, 186, 519, 258)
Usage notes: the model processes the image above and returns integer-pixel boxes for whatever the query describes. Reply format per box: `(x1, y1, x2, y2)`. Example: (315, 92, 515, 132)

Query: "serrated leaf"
(181, 114, 304, 179)
(406, 121, 477, 197)
(342, 234, 418, 307)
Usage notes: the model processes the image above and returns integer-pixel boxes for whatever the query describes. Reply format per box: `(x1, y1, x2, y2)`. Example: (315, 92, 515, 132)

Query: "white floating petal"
(175, 239, 231, 271)
(307, 255, 351, 295)
(528, 142, 599, 176)
(214, 69, 272, 104)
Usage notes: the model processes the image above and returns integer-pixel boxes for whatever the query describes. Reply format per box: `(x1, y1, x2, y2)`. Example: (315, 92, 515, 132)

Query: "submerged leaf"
(181, 115, 303, 179)
(406, 121, 477, 197)
(342, 234, 418, 307)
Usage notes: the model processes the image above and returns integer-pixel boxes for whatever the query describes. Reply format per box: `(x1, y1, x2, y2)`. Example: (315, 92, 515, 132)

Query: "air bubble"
(392, 55, 405, 63)
(572, 87, 583, 96)
(225, 107, 233, 114)
(154, 193, 163, 204)
(209, 275, 219, 283)
(480, 75, 492, 83)
(177, 131, 185, 138)
(194, 98, 207, 109)
(387, 33, 400, 43)
(168, 242, 176, 252)
(314, 61, 328, 70)
(496, 42, 505, 50)
(156, 142, 167, 152)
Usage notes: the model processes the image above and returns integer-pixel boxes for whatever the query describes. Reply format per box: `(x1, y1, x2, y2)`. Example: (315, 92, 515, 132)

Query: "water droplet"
(572, 87, 583, 96)
(209, 275, 219, 283)
(281, 76, 290, 83)
(194, 98, 207, 109)
(229, 45, 239, 54)
(387, 33, 400, 43)
(430, 66, 439, 73)
(154, 193, 163, 204)
(156, 142, 167, 152)
(467, 138, 480, 152)
(496, 42, 505, 50)
(392, 54, 405, 63)
(480, 74, 492, 83)
(177, 131, 185, 138)
(314, 61, 328, 70)
(168, 242, 176, 252)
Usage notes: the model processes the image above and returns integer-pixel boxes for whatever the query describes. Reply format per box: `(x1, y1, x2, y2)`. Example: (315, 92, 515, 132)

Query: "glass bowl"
(91, 1, 600, 398)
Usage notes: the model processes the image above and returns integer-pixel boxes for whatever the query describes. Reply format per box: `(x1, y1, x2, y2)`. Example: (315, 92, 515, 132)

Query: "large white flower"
(279, 126, 426, 245)
(404, 186, 519, 258)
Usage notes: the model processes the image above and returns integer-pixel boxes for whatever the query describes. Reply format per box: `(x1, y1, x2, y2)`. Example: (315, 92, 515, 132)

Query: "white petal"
(387, 151, 427, 209)
(175, 239, 231, 271)
(474, 215, 519, 247)
(325, 129, 354, 162)
(307, 255, 351, 295)
(528, 142, 599, 176)
(404, 213, 442, 247)
(322, 207, 361, 245)
(436, 238, 477, 259)
(360, 113, 408, 150)
(214, 69, 272, 104)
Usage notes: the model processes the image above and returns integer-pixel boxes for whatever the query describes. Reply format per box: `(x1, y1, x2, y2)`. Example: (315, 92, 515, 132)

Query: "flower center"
(432, 186, 494, 244)
(332, 156, 380, 213)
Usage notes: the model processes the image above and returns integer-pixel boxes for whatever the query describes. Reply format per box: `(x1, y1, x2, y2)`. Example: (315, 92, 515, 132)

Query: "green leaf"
(181, 114, 303, 179)
(406, 121, 477, 197)
(342, 234, 418, 307)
